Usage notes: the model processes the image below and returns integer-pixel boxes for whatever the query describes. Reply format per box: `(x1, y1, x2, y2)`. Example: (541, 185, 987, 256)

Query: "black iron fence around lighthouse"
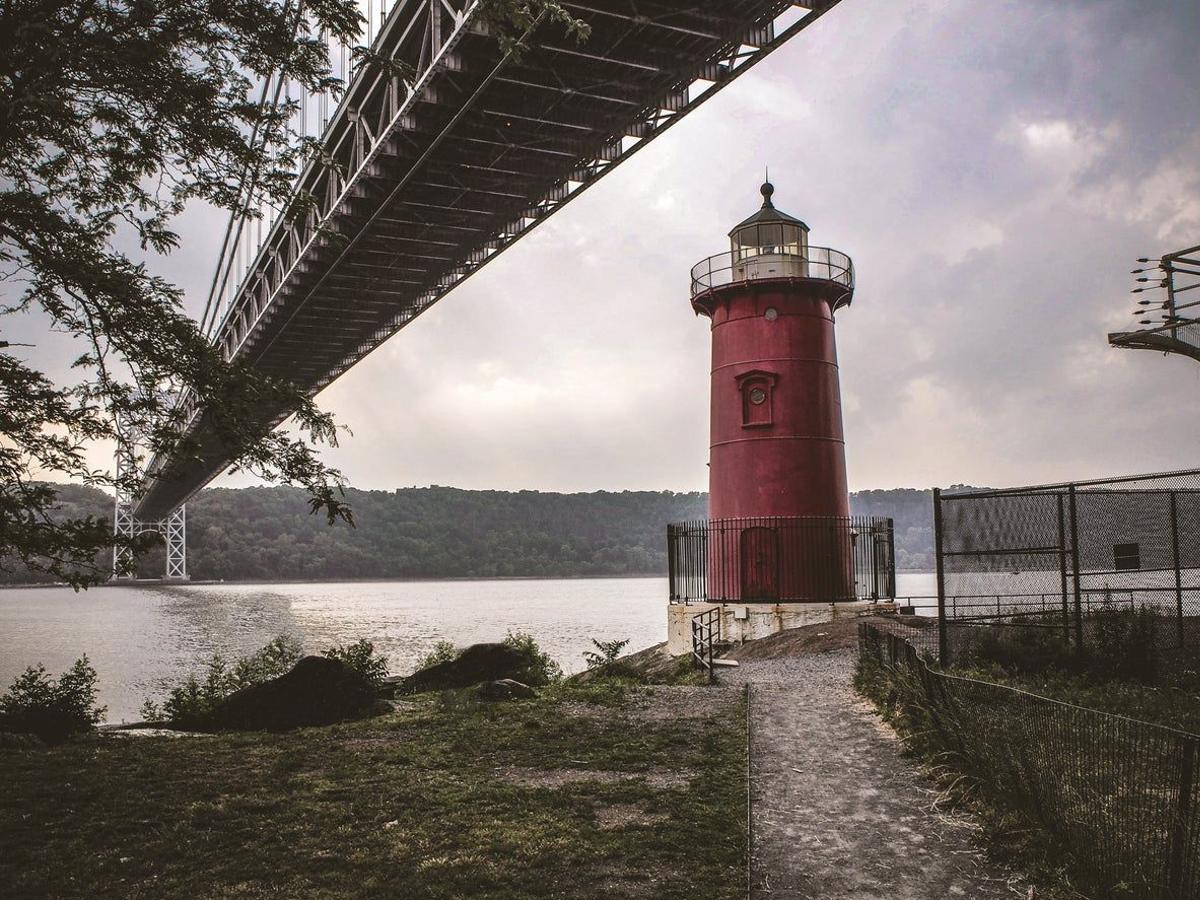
(667, 515, 895, 604)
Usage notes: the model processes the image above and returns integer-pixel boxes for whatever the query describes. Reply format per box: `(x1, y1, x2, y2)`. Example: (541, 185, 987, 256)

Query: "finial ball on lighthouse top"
(760, 180, 775, 207)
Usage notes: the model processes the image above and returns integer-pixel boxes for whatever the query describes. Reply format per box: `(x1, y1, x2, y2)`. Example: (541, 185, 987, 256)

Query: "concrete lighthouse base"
(666, 601, 882, 657)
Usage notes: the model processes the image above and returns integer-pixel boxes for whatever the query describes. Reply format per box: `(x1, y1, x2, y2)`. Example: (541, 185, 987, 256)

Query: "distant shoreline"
(1, 570, 936, 590)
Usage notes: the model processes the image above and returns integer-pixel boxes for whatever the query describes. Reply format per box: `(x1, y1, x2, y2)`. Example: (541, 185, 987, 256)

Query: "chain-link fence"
(859, 623, 1200, 900)
(931, 470, 1200, 673)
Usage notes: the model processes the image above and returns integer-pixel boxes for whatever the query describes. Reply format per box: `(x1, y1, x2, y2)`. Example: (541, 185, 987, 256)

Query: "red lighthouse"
(694, 181, 853, 521)
(686, 182, 861, 603)
(666, 183, 893, 652)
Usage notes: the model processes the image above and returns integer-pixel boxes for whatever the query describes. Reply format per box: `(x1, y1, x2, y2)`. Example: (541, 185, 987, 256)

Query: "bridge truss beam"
(136, 0, 845, 519)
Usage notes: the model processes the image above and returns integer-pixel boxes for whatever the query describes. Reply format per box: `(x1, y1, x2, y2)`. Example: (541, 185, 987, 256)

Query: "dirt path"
(721, 650, 1028, 899)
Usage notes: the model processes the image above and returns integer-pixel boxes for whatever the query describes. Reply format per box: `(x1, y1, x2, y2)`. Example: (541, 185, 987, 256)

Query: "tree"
(0, 0, 586, 588)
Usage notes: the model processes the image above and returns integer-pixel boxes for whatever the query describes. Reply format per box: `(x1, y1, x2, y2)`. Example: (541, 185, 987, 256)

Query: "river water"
(0, 573, 936, 723)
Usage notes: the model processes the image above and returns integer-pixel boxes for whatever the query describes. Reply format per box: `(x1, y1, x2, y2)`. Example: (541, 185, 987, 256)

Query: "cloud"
(7, 0, 1200, 497)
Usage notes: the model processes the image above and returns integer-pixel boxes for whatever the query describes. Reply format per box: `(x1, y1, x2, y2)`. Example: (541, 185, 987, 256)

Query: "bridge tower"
(112, 411, 187, 581)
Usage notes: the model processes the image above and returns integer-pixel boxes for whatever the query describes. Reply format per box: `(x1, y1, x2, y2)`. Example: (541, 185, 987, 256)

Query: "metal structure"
(860, 623, 1200, 900)
(133, 0, 849, 521)
(668, 515, 895, 603)
(931, 469, 1200, 668)
(691, 606, 719, 682)
(1109, 242, 1200, 363)
(113, 413, 187, 581)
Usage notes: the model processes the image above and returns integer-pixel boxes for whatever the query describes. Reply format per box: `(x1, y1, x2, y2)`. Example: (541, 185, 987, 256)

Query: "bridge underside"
(136, 0, 843, 519)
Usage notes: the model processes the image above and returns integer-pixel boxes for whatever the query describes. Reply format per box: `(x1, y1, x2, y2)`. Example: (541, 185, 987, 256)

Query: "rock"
(205, 655, 378, 732)
(475, 679, 536, 701)
(401, 643, 528, 694)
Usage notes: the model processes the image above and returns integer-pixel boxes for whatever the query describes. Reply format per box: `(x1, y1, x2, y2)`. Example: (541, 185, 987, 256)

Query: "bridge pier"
(113, 503, 188, 581)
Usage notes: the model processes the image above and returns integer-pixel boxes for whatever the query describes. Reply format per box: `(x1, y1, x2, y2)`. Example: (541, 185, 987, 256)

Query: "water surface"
(0, 572, 937, 723)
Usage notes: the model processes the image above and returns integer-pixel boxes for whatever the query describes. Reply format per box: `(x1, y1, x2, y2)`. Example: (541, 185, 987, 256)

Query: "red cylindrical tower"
(690, 182, 856, 601)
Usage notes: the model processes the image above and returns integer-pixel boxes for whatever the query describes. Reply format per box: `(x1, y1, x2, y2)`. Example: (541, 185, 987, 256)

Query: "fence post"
(1068, 484, 1084, 652)
(1057, 491, 1070, 644)
(1172, 492, 1184, 648)
(886, 518, 896, 599)
(1167, 737, 1197, 898)
(933, 487, 950, 665)
(667, 524, 677, 602)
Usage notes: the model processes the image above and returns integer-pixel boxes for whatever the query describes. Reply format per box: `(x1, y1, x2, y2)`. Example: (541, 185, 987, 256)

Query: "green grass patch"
(0, 680, 746, 899)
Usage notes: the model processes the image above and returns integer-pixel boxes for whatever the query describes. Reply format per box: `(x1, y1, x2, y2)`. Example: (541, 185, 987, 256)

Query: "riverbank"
(1, 677, 747, 898)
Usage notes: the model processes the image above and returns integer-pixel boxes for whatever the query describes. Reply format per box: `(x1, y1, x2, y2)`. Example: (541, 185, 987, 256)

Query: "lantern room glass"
(731, 222, 808, 261)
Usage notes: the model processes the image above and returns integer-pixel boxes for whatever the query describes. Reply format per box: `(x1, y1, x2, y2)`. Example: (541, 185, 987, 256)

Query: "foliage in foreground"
(958, 606, 1166, 685)
(0, 657, 105, 744)
(501, 631, 563, 686)
(0, 677, 747, 899)
(142, 635, 388, 727)
(583, 637, 631, 670)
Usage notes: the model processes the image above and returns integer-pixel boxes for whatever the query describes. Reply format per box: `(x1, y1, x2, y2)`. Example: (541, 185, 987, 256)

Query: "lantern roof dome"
(729, 181, 808, 236)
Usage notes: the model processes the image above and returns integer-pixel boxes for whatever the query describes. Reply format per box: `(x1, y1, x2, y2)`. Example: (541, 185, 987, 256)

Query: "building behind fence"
(931, 469, 1200, 669)
(860, 623, 1200, 900)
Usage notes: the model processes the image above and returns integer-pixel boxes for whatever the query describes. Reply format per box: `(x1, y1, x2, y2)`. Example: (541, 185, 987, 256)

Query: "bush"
(143, 635, 304, 727)
(502, 631, 562, 686)
(582, 637, 630, 670)
(959, 608, 1163, 685)
(323, 639, 389, 687)
(417, 640, 459, 670)
(0, 657, 106, 744)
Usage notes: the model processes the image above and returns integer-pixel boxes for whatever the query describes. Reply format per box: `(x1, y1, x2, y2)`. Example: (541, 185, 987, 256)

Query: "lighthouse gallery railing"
(690, 246, 854, 298)
(667, 515, 895, 604)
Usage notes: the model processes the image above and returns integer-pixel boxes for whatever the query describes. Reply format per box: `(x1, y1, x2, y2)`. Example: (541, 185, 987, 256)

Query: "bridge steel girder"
(135, 0, 846, 520)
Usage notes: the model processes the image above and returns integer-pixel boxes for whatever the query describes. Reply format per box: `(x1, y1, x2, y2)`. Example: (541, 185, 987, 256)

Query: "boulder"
(401, 643, 527, 694)
(475, 679, 536, 701)
(206, 655, 379, 732)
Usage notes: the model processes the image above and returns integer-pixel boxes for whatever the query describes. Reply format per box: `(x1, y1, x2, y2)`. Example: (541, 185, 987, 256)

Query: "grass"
(0, 679, 746, 899)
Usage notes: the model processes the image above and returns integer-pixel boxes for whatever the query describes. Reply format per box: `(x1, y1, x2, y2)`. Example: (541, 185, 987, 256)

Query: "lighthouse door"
(740, 526, 780, 601)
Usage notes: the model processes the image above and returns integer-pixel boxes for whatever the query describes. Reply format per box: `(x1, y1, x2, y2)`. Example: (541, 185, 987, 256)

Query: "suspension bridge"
(118, 0, 847, 574)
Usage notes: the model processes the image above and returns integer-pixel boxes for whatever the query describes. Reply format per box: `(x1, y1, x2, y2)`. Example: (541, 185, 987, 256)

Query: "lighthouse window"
(764, 307, 778, 321)
(736, 370, 777, 428)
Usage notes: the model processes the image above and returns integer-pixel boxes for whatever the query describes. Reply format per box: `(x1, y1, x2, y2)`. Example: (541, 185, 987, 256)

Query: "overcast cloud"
(7, 0, 1200, 496)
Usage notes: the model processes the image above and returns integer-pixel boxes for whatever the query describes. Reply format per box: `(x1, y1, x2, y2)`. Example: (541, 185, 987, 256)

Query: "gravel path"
(721, 650, 1028, 899)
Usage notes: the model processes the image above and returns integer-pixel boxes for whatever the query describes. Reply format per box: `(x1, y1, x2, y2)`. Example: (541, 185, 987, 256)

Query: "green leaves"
(0, 655, 106, 742)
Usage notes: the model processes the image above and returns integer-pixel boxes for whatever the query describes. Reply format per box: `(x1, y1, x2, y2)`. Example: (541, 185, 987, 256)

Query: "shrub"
(1088, 605, 1159, 683)
(502, 631, 562, 686)
(231, 636, 303, 688)
(0, 657, 106, 744)
(142, 635, 304, 727)
(417, 640, 459, 670)
(582, 638, 630, 670)
(323, 639, 389, 686)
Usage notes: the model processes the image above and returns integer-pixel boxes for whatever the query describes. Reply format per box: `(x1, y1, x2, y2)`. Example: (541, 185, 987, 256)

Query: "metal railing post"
(933, 487, 949, 665)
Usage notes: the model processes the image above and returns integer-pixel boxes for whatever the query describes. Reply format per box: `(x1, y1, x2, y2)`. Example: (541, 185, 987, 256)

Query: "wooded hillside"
(1, 484, 937, 583)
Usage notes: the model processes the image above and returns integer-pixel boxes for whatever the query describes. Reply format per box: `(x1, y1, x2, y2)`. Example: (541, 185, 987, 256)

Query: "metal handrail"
(690, 246, 854, 298)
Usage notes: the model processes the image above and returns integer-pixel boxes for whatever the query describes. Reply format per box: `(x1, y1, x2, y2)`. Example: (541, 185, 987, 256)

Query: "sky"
(8, 0, 1200, 496)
